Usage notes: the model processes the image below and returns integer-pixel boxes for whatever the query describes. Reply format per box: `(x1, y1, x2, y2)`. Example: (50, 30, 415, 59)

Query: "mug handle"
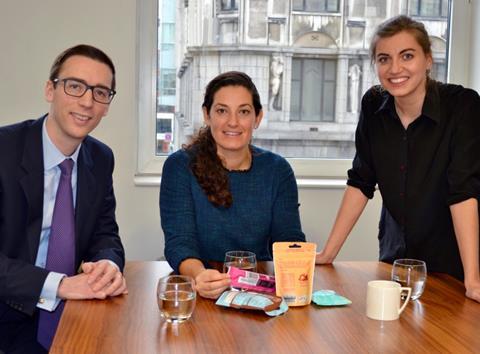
(398, 287, 412, 315)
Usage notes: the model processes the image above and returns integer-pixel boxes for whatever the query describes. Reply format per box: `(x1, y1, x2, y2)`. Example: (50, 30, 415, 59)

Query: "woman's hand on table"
(194, 269, 231, 299)
(315, 250, 335, 264)
(465, 279, 480, 302)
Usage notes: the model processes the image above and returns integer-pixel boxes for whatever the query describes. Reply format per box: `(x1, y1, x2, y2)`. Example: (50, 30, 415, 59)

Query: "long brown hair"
(184, 71, 262, 208)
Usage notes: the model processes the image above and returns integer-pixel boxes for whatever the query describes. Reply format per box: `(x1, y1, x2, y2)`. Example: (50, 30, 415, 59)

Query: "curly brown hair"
(184, 71, 262, 208)
(185, 126, 232, 207)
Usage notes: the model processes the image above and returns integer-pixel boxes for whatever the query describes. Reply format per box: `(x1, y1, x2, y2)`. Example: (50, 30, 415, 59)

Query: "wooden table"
(50, 261, 480, 354)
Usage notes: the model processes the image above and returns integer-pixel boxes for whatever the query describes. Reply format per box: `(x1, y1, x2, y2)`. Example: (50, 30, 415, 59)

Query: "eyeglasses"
(53, 78, 116, 104)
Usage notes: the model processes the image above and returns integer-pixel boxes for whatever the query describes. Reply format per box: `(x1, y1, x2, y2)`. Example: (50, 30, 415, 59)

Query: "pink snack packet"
(227, 266, 276, 294)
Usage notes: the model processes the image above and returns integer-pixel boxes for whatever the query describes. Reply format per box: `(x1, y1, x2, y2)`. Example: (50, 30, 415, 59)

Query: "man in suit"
(0, 44, 127, 353)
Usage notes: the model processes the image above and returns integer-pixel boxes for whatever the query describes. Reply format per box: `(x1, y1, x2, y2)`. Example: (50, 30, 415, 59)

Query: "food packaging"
(273, 242, 317, 306)
(228, 266, 276, 294)
(216, 290, 288, 316)
(311, 290, 352, 306)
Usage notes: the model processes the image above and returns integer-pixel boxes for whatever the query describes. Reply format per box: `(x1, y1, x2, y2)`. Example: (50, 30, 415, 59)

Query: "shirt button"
(403, 135, 407, 141)
(38, 298, 45, 304)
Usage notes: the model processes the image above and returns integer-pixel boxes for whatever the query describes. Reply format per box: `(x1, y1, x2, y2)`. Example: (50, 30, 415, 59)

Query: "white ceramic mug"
(366, 280, 411, 321)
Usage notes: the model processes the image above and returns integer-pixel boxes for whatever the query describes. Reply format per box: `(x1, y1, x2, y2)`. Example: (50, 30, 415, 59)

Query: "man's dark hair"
(49, 44, 116, 90)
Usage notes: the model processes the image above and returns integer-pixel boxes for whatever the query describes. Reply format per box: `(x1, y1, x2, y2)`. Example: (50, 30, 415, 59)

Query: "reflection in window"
(409, 0, 448, 17)
(293, 0, 339, 12)
(291, 58, 336, 122)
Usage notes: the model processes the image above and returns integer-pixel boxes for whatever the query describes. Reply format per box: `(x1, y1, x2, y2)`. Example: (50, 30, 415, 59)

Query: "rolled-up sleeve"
(447, 89, 480, 205)
(347, 94, 377, 199)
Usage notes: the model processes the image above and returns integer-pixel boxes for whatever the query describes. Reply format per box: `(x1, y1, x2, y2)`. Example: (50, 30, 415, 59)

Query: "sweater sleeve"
(160, 151, 203, 273)
(269, 157, 306, 243)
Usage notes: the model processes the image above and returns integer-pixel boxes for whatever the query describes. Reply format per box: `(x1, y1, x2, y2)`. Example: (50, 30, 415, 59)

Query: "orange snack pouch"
(273, 242, 317, 306)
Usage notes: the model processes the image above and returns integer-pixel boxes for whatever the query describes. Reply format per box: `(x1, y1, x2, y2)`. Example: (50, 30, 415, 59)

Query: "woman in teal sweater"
(160, 71, 305, 299)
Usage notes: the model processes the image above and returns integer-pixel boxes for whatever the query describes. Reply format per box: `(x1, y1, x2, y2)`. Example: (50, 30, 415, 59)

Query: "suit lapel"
(19, 118, 45, 262)
(75, 140, 97, 258)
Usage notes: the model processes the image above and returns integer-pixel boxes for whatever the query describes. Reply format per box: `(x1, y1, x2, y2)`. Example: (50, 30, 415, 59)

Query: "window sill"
(133, 173, 347, 189)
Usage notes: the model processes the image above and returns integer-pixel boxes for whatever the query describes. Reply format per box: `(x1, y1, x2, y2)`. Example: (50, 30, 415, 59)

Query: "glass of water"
(223, 250, 257, 273)
(391, 259, 427, 300)
(157, 275, 196, 323)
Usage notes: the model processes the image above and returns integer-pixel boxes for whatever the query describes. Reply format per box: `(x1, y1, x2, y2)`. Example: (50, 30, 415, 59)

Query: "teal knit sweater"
(160, 146, 306, 273)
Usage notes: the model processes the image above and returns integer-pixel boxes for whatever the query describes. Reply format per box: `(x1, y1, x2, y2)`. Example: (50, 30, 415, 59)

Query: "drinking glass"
(223, 250, 257, 273)
(157, 275, 196, 323)
(391, 259, 427, 300)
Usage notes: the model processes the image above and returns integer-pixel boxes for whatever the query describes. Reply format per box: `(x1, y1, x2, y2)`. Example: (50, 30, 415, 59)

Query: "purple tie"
(37, 158, 76, 350)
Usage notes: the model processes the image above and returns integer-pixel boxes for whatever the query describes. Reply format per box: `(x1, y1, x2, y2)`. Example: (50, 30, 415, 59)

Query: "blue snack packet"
(312, 290, 352, 306)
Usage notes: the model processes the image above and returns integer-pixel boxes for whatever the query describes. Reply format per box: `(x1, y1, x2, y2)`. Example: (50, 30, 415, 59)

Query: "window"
(136, 0, 472, 184)
(409, 0, 448, 18)
(156, 0, 176, 154)
(268, 18, 286, 45)
(431, 62, 446, 82)
(219, 20, 239, 44)
(221, 0, 238, 11)
(158, 68, 176, 99)
(293, 0, 339, 12)
(156, 113, 174, 154)
(291, 59, 336, 122)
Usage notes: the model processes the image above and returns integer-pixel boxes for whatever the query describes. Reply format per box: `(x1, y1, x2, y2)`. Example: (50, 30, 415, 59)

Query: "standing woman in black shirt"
(316, 15, 480, 302)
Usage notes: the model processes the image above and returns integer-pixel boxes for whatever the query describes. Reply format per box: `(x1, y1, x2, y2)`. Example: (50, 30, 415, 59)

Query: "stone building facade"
(168, 0, 448, 158)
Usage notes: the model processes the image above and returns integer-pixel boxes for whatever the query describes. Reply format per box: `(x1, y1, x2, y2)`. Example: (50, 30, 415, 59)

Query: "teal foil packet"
(216, 290, 288, 317)
(312, 290, 352, 306)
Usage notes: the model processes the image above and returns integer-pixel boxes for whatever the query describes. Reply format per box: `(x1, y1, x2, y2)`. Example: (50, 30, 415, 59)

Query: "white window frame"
(135, 0, 473, 188)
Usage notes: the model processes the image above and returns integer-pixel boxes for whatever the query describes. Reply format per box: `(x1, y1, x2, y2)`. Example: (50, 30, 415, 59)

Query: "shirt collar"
(420, 81, 442, 123)
(374, 81, 442, 124)
(374, 89, 395, 116)
(42, 116, 81, 170)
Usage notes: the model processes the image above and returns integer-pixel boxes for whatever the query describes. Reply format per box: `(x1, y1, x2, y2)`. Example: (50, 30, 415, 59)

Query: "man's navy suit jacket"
(0, 115, 125, 318)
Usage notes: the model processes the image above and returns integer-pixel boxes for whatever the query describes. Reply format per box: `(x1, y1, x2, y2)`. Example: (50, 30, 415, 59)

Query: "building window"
(156, 114, 174, 154)
(431, 62, 446, 82)
(157, 68, 176, 110)
(221, 0, 238, 11)
(409, 0, 448, 17)
(290, 58, 336, 122)
(268, 18, 286, 45)
(219, 19, 239, 44)
(292, 0, 339, 12)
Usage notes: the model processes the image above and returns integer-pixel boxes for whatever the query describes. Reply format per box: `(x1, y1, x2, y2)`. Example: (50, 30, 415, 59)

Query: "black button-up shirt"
(347, 81, 480, 280)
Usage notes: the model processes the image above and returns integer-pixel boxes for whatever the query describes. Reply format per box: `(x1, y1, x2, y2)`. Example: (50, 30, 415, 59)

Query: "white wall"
(5, 0, 477, 263)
